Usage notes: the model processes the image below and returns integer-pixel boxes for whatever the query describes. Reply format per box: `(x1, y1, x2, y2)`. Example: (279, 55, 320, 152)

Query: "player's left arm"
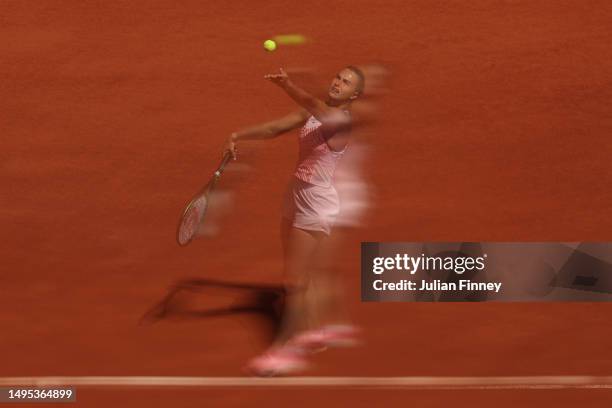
(265, 68, 350, 133)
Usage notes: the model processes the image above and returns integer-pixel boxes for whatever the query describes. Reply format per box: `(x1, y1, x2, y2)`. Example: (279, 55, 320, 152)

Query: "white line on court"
(1, 376, 612, 389)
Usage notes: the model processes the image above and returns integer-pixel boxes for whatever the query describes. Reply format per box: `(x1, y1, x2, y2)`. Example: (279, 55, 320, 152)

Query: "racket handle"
(214, 151, 233, 178)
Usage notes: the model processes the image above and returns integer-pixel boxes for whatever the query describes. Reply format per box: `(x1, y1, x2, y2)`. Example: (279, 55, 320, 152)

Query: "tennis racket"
(176, 152, 233, 246)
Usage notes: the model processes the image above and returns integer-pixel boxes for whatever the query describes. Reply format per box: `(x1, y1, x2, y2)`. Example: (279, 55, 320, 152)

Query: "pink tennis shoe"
(246, 325, 361, 376)
(290, 324, 361, 352)
(245, 345, 309, 377)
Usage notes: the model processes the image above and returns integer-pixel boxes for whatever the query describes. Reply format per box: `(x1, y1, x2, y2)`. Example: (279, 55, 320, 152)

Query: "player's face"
(328, 69, 360, 102)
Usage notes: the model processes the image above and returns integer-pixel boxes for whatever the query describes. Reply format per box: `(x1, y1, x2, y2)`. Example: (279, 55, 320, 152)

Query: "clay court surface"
(3, 0, 612, 406)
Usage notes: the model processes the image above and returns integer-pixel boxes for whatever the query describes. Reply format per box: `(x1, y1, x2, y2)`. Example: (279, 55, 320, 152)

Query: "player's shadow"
(140, 278, 285, 343)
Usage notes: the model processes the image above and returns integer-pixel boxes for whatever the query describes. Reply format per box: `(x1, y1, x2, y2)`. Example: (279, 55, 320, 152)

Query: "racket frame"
(176, 152, 233, 246)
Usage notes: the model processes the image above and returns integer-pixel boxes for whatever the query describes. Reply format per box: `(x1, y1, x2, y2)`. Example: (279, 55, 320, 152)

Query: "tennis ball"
(263, 39, 277, 52)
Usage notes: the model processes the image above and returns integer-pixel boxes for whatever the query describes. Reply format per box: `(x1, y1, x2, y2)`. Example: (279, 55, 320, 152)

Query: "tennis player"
(223, 66, 365, 375)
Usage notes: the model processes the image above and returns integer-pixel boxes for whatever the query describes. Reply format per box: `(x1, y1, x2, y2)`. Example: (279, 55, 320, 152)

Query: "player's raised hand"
(264, 68, 290, 87)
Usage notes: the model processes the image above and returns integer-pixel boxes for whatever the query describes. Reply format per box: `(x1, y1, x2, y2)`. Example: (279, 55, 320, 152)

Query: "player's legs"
(245, 220, 323, 376)
(247, 182, 349, 375)
(307, 231, 349, 327)
(274, 217, 324, 345)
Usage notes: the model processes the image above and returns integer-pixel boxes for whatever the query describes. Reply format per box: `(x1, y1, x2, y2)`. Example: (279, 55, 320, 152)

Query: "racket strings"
(178, 196, 208, 245)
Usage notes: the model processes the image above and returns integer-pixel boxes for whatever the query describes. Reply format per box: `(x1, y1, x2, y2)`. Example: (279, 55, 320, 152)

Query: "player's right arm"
(223, 109, 308, 159)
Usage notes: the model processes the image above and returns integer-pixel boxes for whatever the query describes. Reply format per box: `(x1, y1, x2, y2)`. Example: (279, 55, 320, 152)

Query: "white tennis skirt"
(282, 177, 340, 235)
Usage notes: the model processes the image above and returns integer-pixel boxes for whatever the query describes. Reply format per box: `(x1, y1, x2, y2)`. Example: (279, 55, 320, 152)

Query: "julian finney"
(372, 279, 503, 293)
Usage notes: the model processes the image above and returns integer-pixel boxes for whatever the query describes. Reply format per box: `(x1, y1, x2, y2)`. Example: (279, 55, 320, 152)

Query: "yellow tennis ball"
(263, 39, 277, 52)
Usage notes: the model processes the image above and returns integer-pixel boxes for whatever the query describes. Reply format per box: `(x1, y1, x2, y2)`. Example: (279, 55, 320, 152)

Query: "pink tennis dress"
(282, 114, 348, 235)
